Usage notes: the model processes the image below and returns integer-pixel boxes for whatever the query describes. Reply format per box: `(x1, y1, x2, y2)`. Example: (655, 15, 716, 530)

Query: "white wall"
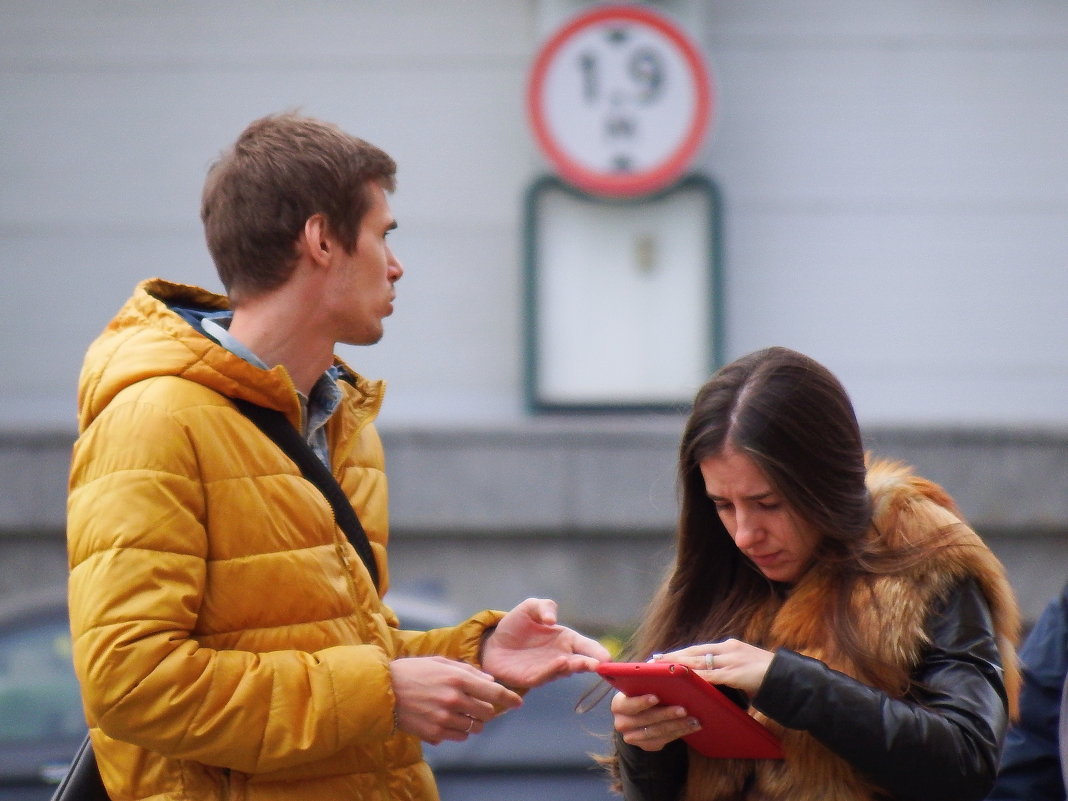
(2, 0, 1067, 431)
(1, 0, 540, 429)
(697, 2, 1068, 426)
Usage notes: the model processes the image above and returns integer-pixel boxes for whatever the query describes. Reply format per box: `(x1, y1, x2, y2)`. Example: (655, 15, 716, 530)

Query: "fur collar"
(684, 461, 1020, 801)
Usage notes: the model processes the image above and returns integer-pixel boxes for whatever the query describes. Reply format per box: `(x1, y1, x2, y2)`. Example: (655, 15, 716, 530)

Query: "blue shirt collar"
(200, 311, 342, 464)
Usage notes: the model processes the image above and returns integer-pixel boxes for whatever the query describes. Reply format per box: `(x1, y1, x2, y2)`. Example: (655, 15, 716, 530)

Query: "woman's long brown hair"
(625, 347, 904, 685)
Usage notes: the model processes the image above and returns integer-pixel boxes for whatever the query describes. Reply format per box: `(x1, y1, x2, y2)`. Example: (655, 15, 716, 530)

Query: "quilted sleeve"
(67, 394, 396, 774)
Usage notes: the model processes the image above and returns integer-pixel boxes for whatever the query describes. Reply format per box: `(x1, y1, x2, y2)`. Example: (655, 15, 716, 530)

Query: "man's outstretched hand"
(480, 598, 611, 688)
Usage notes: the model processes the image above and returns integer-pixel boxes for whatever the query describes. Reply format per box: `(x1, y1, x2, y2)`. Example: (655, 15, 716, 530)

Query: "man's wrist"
(478, 625, 497, 663)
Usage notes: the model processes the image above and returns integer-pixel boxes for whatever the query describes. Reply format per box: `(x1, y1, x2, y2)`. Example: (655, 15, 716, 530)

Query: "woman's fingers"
(620, 707, 701, 751)
(652, 639, 774, 695)
(610, 691, 701, 752)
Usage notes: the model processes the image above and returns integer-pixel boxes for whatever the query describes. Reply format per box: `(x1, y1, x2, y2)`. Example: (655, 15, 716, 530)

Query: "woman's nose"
(732, 511, 764, 550)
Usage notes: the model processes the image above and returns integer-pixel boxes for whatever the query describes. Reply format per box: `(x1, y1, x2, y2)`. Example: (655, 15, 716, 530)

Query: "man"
(66, 112, 609, 801)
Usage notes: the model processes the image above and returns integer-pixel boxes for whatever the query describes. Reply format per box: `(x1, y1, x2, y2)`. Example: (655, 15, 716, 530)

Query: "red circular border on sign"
(527, 4, 713, 198)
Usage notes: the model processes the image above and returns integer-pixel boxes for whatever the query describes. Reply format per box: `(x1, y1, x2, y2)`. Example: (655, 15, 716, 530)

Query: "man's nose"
(388, 246, 403, 281)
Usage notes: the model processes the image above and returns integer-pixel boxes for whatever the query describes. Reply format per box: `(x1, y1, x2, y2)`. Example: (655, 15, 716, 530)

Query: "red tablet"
(597, 661, 784, 759)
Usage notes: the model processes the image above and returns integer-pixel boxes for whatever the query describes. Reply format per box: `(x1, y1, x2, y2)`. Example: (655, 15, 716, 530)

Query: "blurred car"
(0, 589, 616, 801)
(408, 596, 616, 801)
(425, 672, 615, 801)
(0, 590, 85, 800)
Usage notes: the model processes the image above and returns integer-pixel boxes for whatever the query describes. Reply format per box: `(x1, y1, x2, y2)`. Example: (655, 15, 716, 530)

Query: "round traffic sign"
(527, 4, 713, 197)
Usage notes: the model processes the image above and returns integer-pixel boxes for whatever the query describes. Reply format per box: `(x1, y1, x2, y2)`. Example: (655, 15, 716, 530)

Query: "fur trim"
(683, 460, 1019, 801)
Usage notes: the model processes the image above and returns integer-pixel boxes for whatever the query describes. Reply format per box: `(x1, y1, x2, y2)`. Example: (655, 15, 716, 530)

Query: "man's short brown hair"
(200, 112, 397, 301)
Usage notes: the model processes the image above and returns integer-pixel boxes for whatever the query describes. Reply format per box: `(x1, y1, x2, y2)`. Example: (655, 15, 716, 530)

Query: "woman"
(606, 347, 1020, 801)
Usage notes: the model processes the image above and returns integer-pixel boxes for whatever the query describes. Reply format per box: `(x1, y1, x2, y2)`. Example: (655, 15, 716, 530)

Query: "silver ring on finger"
(704, 652, 714, 670)
(464, 715, 476, 733)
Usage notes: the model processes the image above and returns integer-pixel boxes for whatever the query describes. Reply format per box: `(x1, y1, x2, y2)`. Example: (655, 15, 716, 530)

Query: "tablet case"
(597, 661, 784, 759)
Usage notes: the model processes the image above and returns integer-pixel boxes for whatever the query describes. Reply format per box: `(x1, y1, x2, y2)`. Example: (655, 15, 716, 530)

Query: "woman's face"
(699, 447, 823, 584)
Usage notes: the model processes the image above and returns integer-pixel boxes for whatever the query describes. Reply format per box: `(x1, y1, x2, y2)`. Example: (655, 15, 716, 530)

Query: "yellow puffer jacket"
(67, 278, 502, 801)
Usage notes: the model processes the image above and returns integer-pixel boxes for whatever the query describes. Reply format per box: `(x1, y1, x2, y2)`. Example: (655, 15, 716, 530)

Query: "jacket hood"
(76, 278, 384, 433)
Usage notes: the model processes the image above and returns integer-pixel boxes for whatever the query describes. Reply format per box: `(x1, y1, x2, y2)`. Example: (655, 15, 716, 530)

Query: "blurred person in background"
(66, 112, 608, 801)
(1063, 671, 1068, 795)
(986, 580, 1068, 801)
(602, 346, 1020, 801)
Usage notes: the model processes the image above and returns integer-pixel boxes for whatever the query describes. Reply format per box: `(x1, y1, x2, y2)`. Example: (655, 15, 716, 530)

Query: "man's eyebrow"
(387, 220, 398, 232)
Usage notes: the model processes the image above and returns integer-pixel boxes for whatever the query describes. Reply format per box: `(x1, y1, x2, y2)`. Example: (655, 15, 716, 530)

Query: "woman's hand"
(610, 688, 702, 752)
(610, 639, 774, 751)
(656, 638, 774, 696)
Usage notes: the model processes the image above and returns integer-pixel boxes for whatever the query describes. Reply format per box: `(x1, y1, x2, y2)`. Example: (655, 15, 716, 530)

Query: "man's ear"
(300, 214, 333, 266)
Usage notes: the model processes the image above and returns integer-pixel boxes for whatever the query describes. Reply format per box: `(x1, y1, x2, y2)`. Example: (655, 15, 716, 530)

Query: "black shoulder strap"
(232, 398, 380, 591)
(49, 732, 109, 801)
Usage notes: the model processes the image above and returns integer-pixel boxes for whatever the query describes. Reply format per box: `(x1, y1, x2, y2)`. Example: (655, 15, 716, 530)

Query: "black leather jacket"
(616, 578, 1009, 801)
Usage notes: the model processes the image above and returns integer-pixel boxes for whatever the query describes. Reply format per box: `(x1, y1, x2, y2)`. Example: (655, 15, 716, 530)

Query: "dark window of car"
(0, 612, 84, 745)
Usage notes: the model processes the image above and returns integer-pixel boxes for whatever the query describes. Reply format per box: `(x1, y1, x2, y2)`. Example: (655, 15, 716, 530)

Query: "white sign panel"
(529, 178, 719, 407)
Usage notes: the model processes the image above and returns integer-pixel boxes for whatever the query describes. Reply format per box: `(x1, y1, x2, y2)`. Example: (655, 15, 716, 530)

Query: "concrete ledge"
(2, 422, 1065, 626)
(383, 421, 1068, 534)
(4, 422, 1068, 534)
(0, 432, 74, 531)
(863, 427, 1068, 531)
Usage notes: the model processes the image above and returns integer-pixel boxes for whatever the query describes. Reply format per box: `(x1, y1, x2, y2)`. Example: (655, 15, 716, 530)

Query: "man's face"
(325, 181, 403, 346)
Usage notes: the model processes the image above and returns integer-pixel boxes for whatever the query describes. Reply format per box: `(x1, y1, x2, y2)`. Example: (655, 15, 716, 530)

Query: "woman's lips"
(748, 551, 782, 567)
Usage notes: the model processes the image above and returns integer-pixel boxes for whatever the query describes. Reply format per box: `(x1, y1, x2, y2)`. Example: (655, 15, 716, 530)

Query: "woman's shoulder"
(866, 459, 963, 522)
(865, 458, 980, 553)
(863, 458, 1010, 616)
(863, 459, 1021, 707)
